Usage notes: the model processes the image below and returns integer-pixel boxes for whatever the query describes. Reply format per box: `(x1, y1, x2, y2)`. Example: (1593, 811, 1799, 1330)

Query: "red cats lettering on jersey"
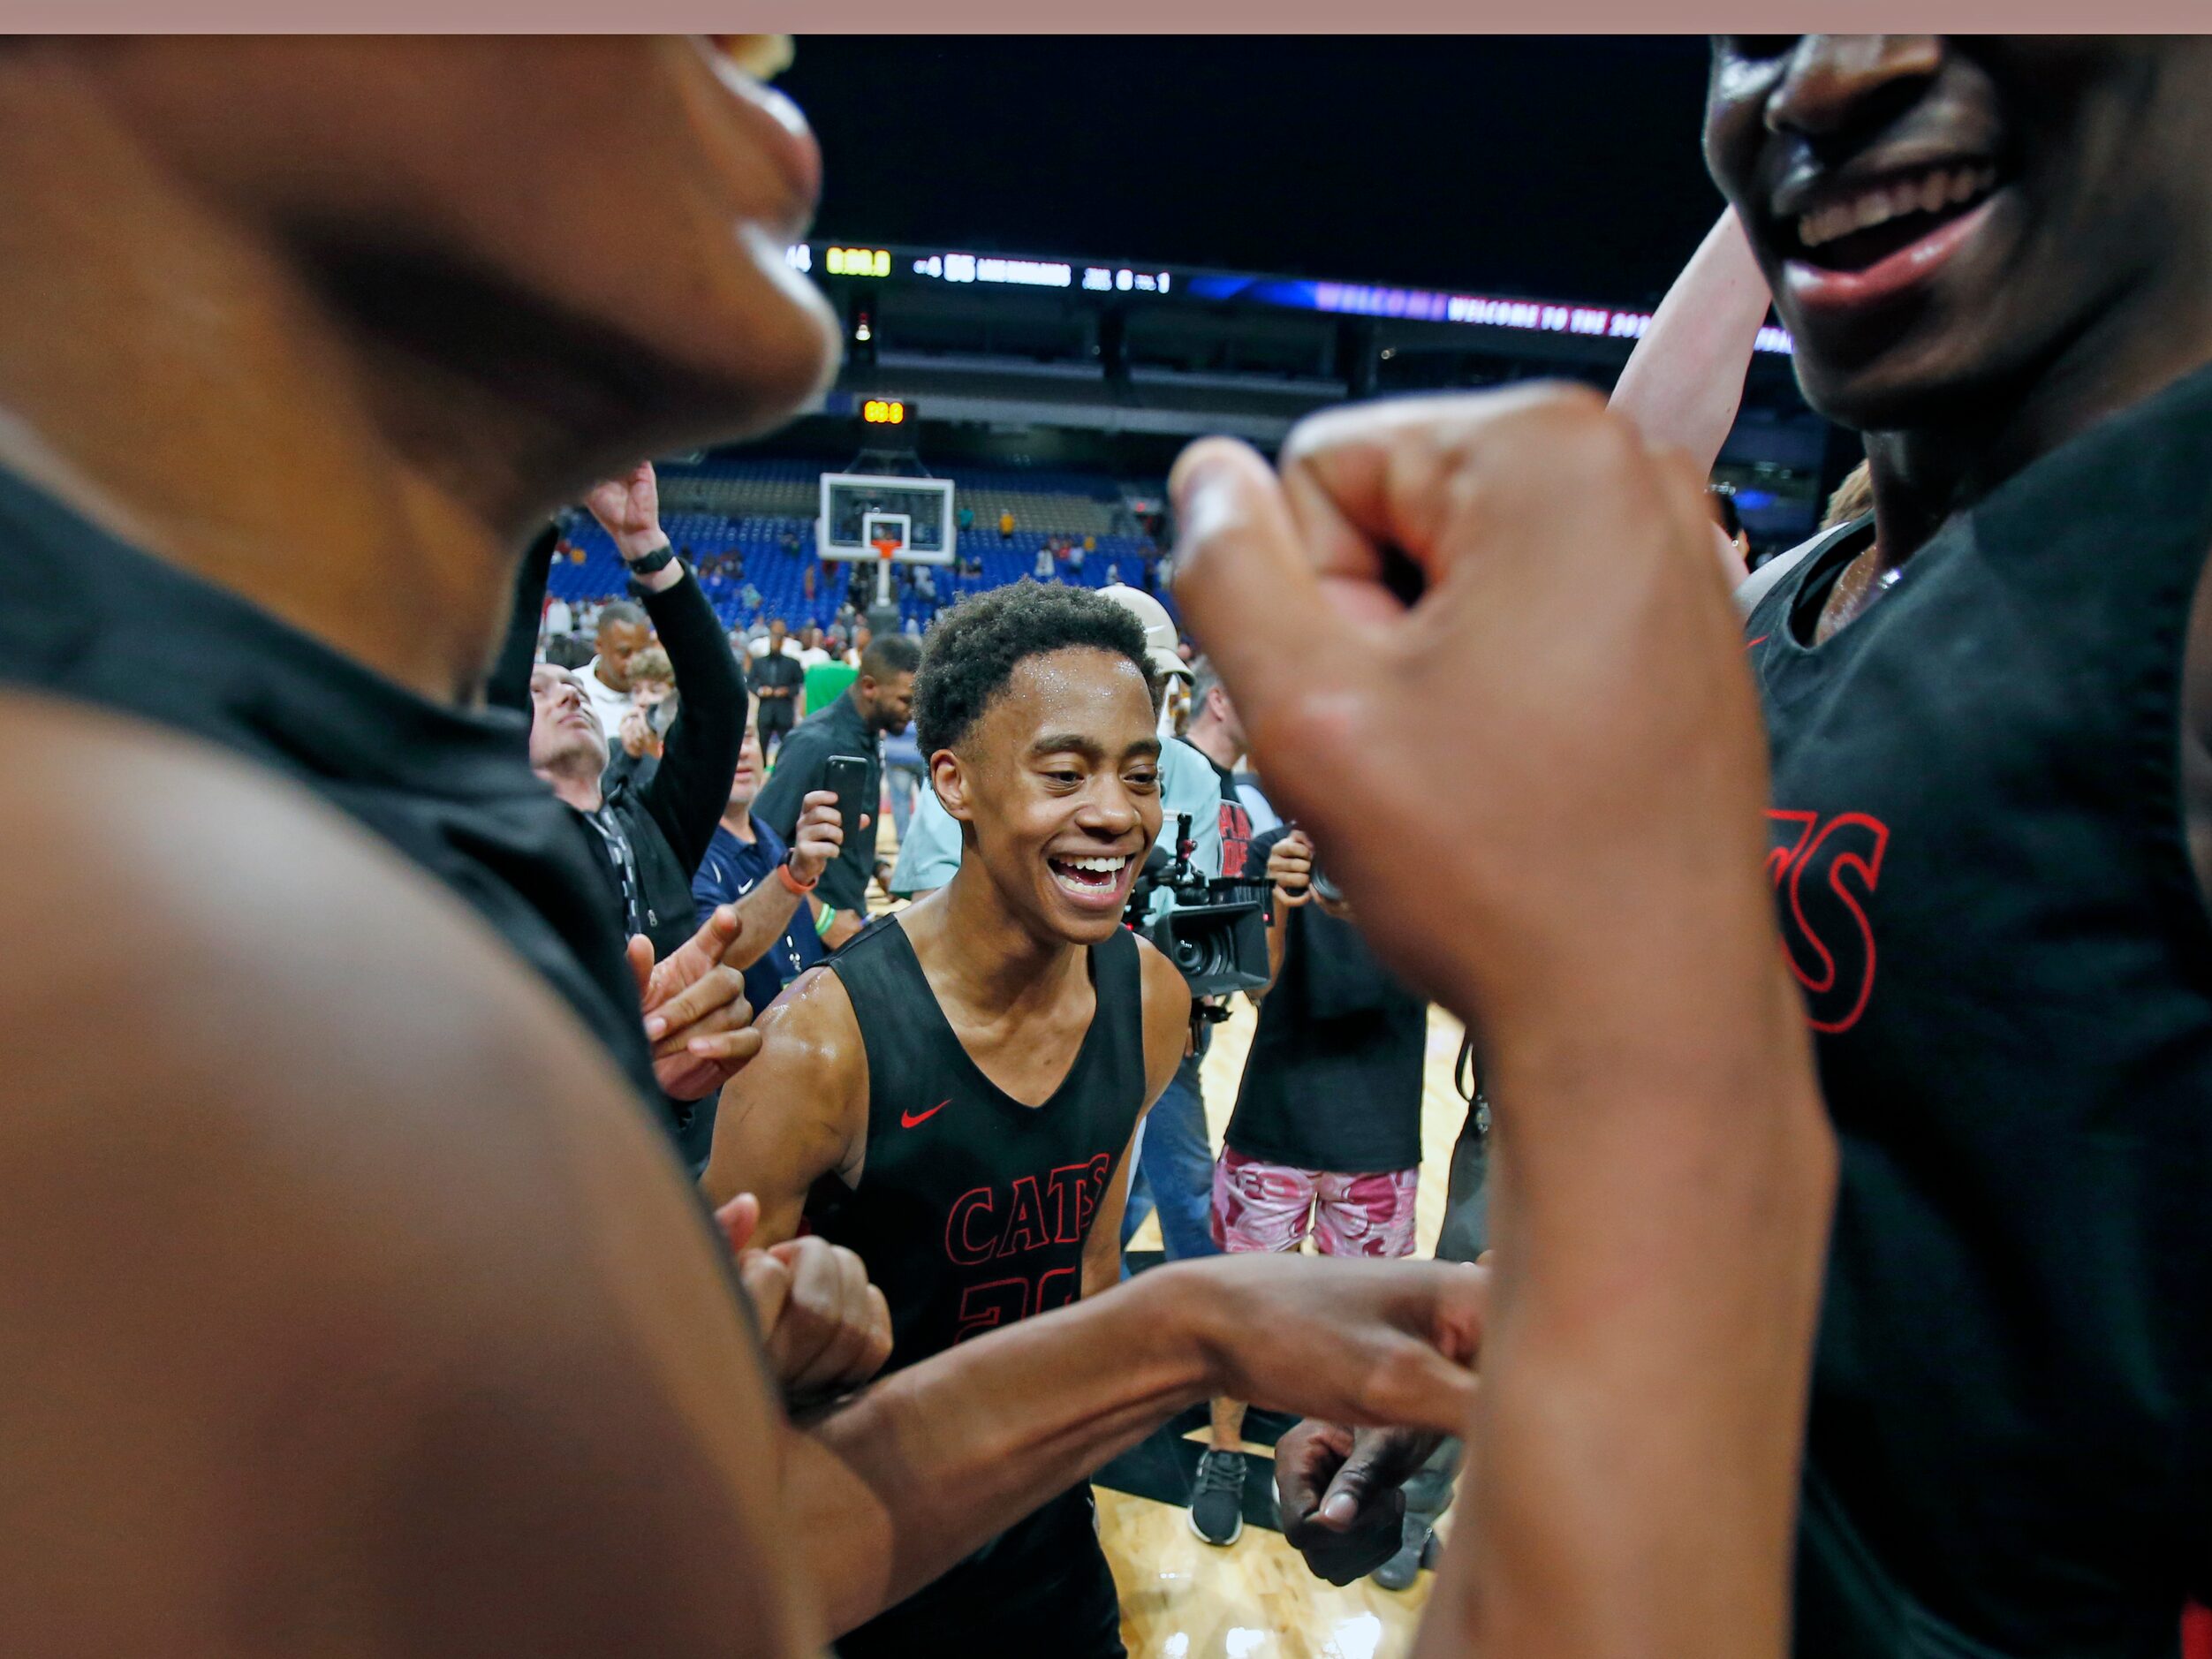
(943, 1154, 1115, 1343)
(1767, 808, 1890, 1034)
(943, 1155, 1114, 1268)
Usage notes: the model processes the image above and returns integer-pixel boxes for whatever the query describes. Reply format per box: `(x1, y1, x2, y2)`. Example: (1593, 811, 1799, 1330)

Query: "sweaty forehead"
(969, 648, 1157, 756)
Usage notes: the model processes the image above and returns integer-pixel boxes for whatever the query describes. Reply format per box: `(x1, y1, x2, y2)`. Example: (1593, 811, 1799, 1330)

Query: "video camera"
(1125, 812, 1272, 1004)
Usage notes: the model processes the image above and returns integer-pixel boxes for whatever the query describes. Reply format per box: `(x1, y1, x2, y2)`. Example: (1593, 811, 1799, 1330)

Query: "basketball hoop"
(872, 538, 899, 562)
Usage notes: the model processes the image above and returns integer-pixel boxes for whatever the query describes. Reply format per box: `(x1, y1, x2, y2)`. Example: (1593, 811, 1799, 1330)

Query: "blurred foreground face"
(1705, 37, 2212, 431)
(73, 35, 839, 475)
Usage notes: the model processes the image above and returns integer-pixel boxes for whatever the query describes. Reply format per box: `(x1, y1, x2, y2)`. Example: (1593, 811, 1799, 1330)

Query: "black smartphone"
(824, 754, 870, 836)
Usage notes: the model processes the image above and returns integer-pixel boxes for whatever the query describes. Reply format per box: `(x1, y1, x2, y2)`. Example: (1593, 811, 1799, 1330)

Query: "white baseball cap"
(1099, 582, 1193, 683)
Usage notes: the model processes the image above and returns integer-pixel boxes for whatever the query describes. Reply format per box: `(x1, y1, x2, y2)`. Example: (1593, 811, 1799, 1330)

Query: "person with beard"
(1269, 36, 2212, 1659)
(752, 631, 920, 948)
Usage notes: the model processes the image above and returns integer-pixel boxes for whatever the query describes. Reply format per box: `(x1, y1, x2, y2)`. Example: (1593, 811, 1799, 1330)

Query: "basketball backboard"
(819, 473, 955, 565)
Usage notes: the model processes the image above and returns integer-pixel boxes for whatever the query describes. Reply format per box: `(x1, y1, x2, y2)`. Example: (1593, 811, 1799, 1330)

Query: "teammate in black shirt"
(1262, 35, 2212, 1659)
(0, 34, 1821, 1659)
(706, 582, 1194, 1656)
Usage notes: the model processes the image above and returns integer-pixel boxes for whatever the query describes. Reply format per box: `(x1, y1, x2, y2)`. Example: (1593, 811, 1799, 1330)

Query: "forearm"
(1264, 894, 1291, 988)
(1608, 208, 1772, 477)
(641, 571, 746, 872)
(1418, 974, 1834, 1659)
(483, 523, 557, 717)
(795, 1267, 1212, 1635)
(728, 876, 805, 972)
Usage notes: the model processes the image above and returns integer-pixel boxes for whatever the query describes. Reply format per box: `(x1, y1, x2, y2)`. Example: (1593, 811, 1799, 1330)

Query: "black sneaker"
(1187, 1449, 1246, 1546)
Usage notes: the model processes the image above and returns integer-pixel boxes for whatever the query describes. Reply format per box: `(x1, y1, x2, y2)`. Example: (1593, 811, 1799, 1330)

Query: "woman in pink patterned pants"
(1209, 1148, 1419, 1259)
(1185, 823, 1433, 1549)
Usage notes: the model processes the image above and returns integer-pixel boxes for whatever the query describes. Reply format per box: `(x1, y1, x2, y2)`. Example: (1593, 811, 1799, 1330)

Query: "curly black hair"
(915, 580, 1162, 755)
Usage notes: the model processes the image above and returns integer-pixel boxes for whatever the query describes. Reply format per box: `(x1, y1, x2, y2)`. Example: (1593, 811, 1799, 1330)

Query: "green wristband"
(814, 905, 838, 938)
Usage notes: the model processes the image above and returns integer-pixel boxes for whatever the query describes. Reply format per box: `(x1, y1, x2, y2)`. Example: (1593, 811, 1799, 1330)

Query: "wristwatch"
(625, 542, 678, 578)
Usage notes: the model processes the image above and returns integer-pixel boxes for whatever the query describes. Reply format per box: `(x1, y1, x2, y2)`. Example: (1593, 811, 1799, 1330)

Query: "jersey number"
(952, 1266, 1080, 1344)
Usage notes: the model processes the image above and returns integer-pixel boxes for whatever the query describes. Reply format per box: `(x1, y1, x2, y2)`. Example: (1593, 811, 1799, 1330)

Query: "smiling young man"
(703, 580, 1194, 1658)
(1710, 39, 2212, 1656)
(1275, 36, 2212, 1658)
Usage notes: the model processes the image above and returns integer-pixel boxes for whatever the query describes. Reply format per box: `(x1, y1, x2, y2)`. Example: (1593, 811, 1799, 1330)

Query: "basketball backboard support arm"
(862, 512, 910, 610)
(818, 471, 958, 625)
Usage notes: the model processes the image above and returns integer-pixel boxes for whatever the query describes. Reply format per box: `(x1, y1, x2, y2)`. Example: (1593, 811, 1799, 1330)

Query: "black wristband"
(625, 542, 678, 577)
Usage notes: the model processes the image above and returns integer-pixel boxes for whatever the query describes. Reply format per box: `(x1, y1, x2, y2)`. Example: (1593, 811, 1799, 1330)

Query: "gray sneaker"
(1187, 1449, 1246, 1546)
(1371, 1514, 1434, 1592)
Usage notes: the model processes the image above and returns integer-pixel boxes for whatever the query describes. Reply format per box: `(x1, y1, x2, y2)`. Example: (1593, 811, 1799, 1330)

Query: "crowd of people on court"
(11, 32, 2212, 1659)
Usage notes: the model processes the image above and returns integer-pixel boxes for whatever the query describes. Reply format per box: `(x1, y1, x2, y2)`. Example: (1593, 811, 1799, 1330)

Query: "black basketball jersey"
(1744, 360, 2212, 1657)
(0, 468, 665, 1124)
(807, 916, 1148, 1659)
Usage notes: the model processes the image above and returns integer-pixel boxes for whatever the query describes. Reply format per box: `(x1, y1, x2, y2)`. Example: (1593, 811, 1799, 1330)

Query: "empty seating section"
(544, 458, 1162, 633)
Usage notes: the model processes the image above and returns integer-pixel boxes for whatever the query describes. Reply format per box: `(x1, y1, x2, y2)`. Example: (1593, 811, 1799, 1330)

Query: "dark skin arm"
(699, 964, 867, 1240)
(1172, 387, 1836, 1659)
(1254, 828, 1313, 998)
(1, 708, 822, 1659)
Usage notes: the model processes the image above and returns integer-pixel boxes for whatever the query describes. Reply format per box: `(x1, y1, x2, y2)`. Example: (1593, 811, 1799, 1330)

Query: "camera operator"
(1186, 827, 1436, 1552)
(1120, 645, 1273, 1265)
(1178, 655, 1258, 876)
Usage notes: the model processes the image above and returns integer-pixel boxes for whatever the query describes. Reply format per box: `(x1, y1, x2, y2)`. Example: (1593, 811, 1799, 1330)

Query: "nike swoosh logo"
(900, 1099, 950, 1129)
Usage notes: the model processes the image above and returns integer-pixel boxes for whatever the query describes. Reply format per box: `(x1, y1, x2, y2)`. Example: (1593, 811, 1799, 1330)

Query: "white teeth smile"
(1049, 853, 1130, 897)
(1797, 164, 1997, 251)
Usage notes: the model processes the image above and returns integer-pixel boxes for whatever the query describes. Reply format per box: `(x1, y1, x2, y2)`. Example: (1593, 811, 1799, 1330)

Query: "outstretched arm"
(792, 1251, 1485, 1636)
(580, 462, 747, 879)
(1608, 208, 1774, 479)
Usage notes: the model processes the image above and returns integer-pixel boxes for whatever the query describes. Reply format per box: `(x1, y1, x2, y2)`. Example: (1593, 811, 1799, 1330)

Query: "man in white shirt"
(575, 599, 651, 740)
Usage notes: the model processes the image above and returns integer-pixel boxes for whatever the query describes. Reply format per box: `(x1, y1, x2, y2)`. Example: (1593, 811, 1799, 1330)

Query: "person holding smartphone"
(753, 631, 920, 950)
